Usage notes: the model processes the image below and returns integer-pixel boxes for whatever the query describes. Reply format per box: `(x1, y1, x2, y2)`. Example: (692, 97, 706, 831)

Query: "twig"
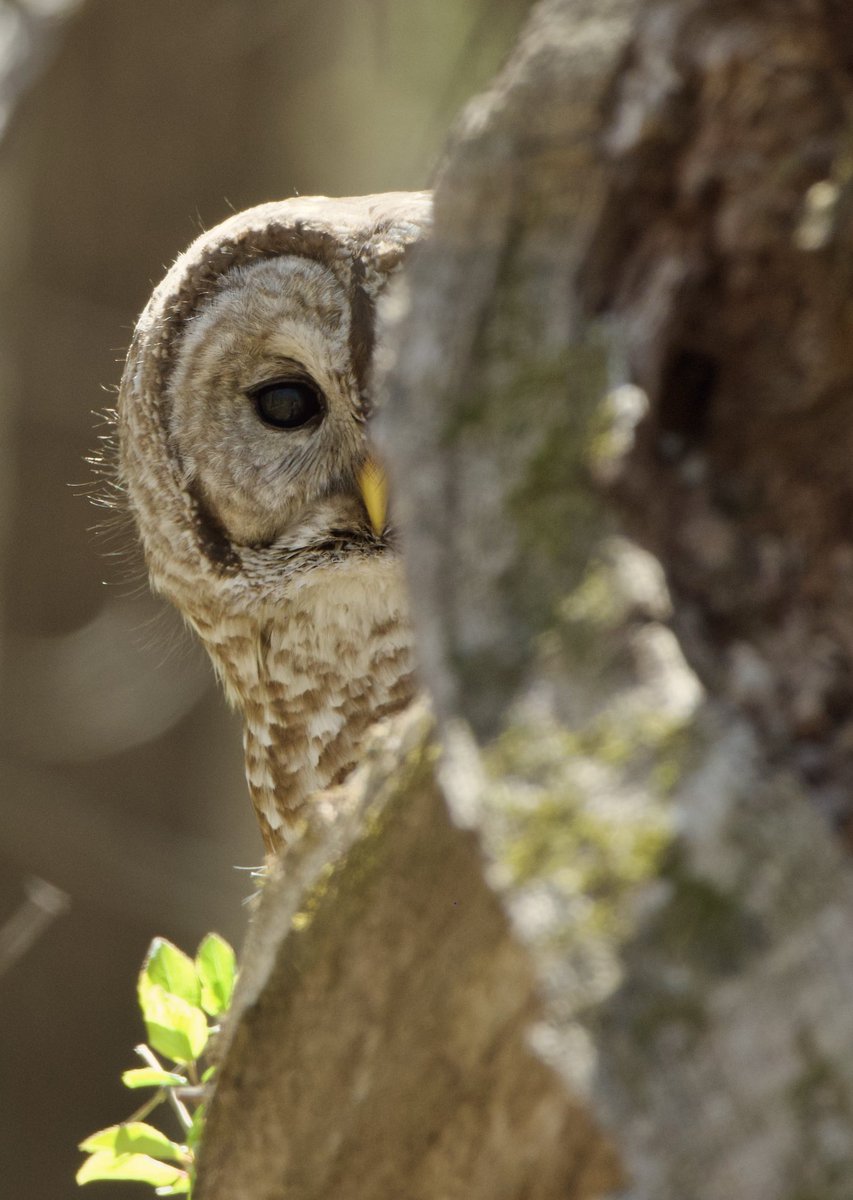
(0, 877, 69, 979)
(135, 1044, 193, 1133)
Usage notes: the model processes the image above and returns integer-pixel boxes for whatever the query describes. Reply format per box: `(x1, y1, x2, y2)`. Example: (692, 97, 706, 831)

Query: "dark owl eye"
(251, 379, 325, 430)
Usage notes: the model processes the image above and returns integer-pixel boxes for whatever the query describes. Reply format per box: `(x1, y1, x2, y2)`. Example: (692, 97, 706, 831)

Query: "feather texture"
(118, 194, 431, 851)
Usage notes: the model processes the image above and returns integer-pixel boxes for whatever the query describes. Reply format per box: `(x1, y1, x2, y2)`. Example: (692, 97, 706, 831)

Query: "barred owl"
(117, 193, 431, 852)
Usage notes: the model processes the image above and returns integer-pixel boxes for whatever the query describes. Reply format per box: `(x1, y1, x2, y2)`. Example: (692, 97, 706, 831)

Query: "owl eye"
(251, 379, 325, 430)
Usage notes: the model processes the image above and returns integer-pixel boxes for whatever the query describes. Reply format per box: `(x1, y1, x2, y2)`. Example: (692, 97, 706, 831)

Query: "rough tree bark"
(196, 2, 853, 1198)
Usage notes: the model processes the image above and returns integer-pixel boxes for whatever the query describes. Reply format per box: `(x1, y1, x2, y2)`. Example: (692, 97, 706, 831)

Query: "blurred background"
(0, 2, 529, 1194)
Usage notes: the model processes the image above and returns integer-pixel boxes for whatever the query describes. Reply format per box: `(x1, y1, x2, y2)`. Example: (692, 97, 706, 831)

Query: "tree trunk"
(196, 2, 853, 1197)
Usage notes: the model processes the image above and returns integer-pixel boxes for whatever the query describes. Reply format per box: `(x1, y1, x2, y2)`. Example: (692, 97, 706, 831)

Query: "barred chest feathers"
(192, 556, 414, 849)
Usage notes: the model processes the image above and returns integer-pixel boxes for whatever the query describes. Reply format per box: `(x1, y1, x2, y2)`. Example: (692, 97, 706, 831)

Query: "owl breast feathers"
(118, 193, 432, 851)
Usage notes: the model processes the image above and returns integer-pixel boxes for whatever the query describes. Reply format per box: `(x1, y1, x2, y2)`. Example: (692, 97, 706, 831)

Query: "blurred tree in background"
(0, 3, 529, 1196)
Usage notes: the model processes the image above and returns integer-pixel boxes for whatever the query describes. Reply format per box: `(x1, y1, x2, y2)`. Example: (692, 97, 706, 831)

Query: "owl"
(117, 193, 432, 852)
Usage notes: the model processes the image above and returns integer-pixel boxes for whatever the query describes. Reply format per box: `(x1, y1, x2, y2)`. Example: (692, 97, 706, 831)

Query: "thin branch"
(0, 876, 69, 979)
(135, 1044, 193, 1133)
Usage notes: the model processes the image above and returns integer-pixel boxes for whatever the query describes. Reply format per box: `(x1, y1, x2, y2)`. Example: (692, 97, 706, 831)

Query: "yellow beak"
(357, 458, 388, 535)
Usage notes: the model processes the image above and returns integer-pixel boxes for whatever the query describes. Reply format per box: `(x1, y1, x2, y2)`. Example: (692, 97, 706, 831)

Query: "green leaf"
(76, 1151, 187, 1187)
(140, 982, 208, 1064)
(79, 1121, 184, 1161)
(186, 1102, 206, 1153)
(195, 933, 236, 1017)
(200, 1065, 216, 1083)
(141, 938, 201, 1007)
(122, 1067, 187, 1089)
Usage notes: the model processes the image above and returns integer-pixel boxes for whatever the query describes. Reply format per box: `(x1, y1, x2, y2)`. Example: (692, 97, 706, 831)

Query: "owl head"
(118, 193, 432, 622)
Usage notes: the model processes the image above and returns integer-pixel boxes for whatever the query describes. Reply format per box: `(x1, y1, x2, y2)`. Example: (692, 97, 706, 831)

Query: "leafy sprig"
(77, 933, 236, 1196)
